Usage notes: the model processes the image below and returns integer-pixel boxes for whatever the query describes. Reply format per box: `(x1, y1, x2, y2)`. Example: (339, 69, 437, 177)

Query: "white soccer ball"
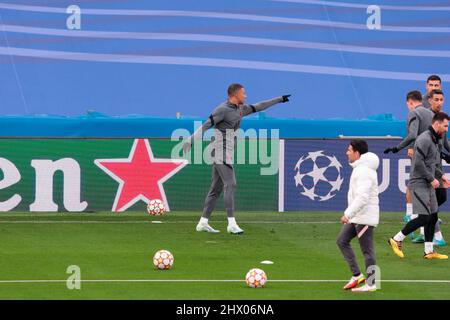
(153, 249, 174, 270)
(245, 268, 267, 288)
(147, 199, 166, 216)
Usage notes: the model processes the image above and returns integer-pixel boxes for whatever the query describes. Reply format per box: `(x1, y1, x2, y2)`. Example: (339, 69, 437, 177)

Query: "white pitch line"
(0, 279, 450, 284)
(0, 220, 338, 224)
(0, 220, 404, 225)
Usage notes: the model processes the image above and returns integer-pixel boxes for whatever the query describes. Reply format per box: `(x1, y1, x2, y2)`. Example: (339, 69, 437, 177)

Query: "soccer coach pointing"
(183, 84, 291, 234)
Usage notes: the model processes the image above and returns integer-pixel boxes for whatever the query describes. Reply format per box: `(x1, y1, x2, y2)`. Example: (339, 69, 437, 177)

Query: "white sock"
(434, 231, 444, 241)
(199, 217, 209, 225)
(228, 217, 237, 226)
(394, 232, 406, 242)
(420, 227, 424, 235)
(411, 214, 418, 220)
(425, 242, 434, 254)
(406, 203, 413, 216)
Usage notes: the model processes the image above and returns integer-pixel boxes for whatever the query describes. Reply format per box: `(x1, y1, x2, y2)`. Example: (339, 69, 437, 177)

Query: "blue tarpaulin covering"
(0, 1, 448, 120)
(0, 112, 405, 138)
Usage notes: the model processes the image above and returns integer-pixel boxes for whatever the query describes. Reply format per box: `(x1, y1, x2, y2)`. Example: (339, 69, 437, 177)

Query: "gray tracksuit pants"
(202, 163, 236, 218)
(337, 223, 376, 282)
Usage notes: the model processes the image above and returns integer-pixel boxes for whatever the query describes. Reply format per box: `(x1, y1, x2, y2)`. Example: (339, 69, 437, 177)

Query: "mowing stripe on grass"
(0, 279, 450, 284)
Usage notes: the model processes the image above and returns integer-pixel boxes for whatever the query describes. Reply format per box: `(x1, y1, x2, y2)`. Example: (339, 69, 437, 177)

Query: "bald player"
(183, 84, 291, 234)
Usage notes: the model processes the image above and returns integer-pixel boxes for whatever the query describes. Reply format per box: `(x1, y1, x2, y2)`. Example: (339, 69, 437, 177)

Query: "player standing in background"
(416, 89, 448, 245)
(423, 75, 442, 109)
(384, 90, 448, 246)
(384, 93, 434, 155)
(384, 91, 434, 241)
(389, 112, 450, 260)
(337, 140, 379, 292)
(183, 84, 291, 234)
(395, 91, 424, 240)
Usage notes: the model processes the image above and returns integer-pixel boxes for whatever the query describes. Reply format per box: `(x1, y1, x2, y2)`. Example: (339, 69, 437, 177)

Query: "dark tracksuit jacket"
(409, 127, 443, 188)
(396, 105, 434, 151)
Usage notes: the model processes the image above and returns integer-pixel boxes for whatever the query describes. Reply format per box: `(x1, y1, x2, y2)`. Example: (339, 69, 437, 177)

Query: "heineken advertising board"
(0, 139, 278, 212)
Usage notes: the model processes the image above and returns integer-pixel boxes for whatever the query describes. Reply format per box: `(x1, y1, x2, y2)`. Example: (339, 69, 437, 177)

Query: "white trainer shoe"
(196, 223, 220, 233)
(227, 224, 244, 234)
(351, 284, 377, 292)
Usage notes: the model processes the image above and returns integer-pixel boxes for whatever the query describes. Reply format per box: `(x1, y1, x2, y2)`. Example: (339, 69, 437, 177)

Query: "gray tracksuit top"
(423, 93, 431, 109)
(396, 105, 434, 151)
(192, 96, 284, 164)
(409, 127, 443, 186)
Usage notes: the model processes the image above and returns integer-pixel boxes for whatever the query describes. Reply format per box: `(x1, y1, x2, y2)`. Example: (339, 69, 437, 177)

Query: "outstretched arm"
(384, 113, 419, 154)
(242, 95, 291, 116)
(396, 115, 419, 151)
(183, 107, 225, 154)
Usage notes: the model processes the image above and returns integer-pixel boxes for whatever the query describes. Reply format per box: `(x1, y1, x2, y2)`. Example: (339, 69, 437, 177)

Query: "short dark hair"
(432, 111, 450, 123)
(406, 90, 422, 102)
(227, 83, 244, 97)
(430, 89, 444, 98)
(349, 139, 368, 155)
(427, 75, 442, 83)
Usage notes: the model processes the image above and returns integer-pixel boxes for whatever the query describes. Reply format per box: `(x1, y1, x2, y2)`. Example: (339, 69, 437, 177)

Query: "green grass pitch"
(0, 211, 449, 300)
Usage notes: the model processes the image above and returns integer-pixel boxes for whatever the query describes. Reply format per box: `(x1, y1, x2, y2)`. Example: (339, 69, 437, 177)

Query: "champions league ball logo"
(294, 151, 344, 202)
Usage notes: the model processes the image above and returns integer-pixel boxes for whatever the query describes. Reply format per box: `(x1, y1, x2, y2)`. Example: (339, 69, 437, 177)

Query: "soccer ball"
(153, 249, 174, 270)
(245, 268, 267, 288)
(147, 199, 166, 216)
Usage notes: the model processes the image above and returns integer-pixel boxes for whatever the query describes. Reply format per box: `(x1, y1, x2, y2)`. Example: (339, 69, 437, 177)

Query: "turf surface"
(0, 211, 449, 299)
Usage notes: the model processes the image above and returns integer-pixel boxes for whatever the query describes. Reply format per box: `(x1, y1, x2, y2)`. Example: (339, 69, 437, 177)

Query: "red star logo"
(94, 139, 187, 212)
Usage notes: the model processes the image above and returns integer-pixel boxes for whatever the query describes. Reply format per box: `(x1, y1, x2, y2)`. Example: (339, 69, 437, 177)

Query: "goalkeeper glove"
(384, 147, 399, 154)
(281, 95, 291, 103)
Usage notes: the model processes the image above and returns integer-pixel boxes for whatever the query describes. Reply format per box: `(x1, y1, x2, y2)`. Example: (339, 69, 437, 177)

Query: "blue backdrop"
(0, 0, 449, 120)
(282, 139, 450, 212)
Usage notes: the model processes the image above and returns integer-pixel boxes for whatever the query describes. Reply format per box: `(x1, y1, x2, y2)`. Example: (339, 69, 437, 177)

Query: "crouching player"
(337, 139, 379, 292)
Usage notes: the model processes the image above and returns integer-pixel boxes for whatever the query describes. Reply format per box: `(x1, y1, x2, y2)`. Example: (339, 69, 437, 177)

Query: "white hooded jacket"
(344, 152, 380, 227)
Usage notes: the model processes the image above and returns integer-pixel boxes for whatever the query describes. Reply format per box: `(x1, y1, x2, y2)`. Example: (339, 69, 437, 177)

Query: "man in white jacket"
(337, 139, 380, 292)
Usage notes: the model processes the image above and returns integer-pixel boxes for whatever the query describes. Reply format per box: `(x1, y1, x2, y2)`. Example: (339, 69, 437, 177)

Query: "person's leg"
(214, 164, 236, 219)
(390, 185, 432, 257)
(337, 224, 361, 277)
(434, 218, 445, 244)
(214, 164, 243, 233)
(197, 165, 223, 233)
(424, 187, 438, 254)
(434, 188, 446, 245)
(411, 226, 425, 243)
(436, 188, 447, 207)
(424, 212, 438, 254)
(411, 187, 443, 243)
(398, 214, 430, 238)
(356, 225, 376, 287)
(201, 165, 224, 219)
(422, 187, 447, 258)
(405, 187, 416, 240)
(405, 188, 413, 217)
